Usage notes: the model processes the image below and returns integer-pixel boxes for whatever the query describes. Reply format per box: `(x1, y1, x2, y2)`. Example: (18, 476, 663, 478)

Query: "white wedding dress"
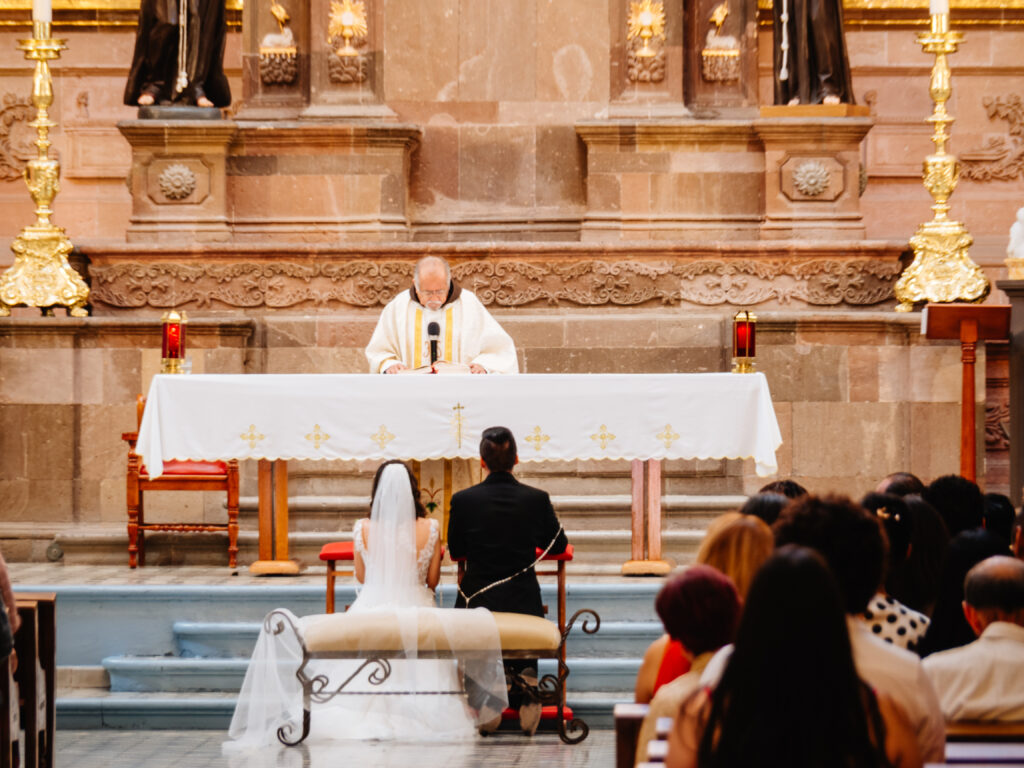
(224, 465, 506, 760)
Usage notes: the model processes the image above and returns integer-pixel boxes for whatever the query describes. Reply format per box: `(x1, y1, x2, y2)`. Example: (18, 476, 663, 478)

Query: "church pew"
(12, 593, 56, 768)
(945, 721, 1024, 742)
(613, 702, 649, 768)
(647, 738, 668, 762)
(943, 742, 1024, 763)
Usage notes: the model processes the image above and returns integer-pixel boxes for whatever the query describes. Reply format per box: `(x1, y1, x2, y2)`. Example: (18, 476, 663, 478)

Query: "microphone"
(427, 321, 440, 365)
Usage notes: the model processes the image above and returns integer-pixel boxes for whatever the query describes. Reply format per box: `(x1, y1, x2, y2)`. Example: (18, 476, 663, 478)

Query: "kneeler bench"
(266, 605, 600, 746)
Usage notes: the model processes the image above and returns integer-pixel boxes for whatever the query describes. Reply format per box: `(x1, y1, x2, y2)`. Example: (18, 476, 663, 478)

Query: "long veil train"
(224, 464, 507, 756)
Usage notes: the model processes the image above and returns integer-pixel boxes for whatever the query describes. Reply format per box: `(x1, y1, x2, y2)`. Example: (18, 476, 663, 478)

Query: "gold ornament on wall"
(259, 0, 298, 85)
(893, 12, 989, 311)
(328, 0, 368, 58)
(627, 0, 666, 59)
(701, 0, 741, 82)
(0, 21, 88, 317)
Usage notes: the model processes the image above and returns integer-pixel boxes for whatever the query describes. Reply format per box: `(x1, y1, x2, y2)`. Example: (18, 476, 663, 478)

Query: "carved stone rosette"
(87, 258, 902, 311)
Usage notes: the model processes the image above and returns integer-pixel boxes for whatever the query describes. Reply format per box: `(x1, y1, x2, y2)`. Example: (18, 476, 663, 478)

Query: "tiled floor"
(54, 728, 614, 767)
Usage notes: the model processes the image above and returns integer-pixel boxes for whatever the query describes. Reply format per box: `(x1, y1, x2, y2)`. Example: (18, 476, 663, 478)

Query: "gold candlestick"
(0, 20, 88, 317)
(893, 12, 988, 312)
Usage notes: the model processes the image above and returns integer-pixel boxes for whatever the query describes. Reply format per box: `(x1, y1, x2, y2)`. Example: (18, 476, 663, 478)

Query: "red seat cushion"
(320, 542, 355, 562)
(140, 460, 229, 476)
(501, 705, 573, 721)
(537, 544, 574, 561)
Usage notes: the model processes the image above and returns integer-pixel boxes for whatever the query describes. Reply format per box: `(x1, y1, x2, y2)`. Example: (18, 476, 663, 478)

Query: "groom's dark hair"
(480, 426, 517, 472)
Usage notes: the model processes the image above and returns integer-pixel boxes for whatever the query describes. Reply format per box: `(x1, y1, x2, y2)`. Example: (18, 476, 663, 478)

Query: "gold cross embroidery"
(524, 425, 550, 452)
(240, 424, 265, 450)
(305, 424, 330, 450)
(590, 424, 616, 451)
(371, 425, 395, 450)
(451, 403, 466, 448)
(656, 423, 680, 450)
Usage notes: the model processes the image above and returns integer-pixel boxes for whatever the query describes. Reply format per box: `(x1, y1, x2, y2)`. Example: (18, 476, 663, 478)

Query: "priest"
(365, 256, 518, 375)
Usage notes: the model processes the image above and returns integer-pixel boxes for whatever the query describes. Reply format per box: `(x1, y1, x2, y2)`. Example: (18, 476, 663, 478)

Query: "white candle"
(929, 0, 949, 15)
(32, 0, 51, 24)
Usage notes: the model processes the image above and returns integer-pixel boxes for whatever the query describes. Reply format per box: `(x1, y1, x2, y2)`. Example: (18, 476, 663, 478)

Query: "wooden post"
(960, 318, 978, 482)
(250, 459, 301, 575)
(622, 459, 672, 576)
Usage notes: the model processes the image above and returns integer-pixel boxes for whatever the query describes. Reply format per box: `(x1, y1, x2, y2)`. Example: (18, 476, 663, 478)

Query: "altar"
(136, 372, 781, 574)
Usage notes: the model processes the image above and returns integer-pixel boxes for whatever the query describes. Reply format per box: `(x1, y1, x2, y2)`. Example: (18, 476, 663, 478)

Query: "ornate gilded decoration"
(627, 0, 666, 58)
(792, 160, 832, 197)
(328, 0, 367, 58)
(701, 1, 741, 82)
(656, 424, 679, 450)
(893, 13, 989, 311)
(305, 424, 330, 449)
(158, 163, 197, 201)
(450, 403, 465, 449)
(627, 37, 666, 82)
(88, 257, 904, 310)
(0, 21, 88, 317)
(524, 426, 551, 452)
(370, 424, 395, 450)
(259, 1, 297, 85)
(0, 93, 34, 182)
(961, 95, 1024, 182)
(590, 424, 616, 451)
(241, 424, 265, 449)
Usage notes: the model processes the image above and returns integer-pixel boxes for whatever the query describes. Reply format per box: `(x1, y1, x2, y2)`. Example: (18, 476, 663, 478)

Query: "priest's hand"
(469, 363, 487, 374)
(385, 363, 408, 374)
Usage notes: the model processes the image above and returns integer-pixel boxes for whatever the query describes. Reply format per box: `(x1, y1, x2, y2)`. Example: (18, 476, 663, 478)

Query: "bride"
(225, 461, 507, 753)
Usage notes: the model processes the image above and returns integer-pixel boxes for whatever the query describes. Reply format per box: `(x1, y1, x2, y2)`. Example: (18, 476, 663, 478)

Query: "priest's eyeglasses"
(419, 288, 448, 297)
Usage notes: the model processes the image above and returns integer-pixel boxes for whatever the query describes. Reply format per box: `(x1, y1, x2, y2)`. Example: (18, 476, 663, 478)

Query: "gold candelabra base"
(731, 357, 756, 374)
(0, 21, 89, 317)
(894, 218, 989, 311)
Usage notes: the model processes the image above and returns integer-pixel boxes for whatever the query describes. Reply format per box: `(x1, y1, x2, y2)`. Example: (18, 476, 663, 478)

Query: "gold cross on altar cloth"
(240, 424, 265, 450)
(305, 424, 330, 450)
(371, 425, 396, 450)
(524, 425, 550, 452)
(590, 424, 616, 451)
(656, 424, 680, 450)
(450, 403, 466, 448)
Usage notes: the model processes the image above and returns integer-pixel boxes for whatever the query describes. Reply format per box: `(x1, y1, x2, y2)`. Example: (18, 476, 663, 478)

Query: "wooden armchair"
(122, 394, 239, 568)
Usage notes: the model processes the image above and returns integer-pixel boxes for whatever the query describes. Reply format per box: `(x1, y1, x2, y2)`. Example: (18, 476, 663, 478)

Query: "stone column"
(754, 113, 873, 240)
(118, 120, 238, 243)
(997, 279, 1024, 504)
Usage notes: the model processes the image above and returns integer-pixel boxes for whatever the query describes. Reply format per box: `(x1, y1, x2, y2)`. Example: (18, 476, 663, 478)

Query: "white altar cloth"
(137, 373, 782, 477)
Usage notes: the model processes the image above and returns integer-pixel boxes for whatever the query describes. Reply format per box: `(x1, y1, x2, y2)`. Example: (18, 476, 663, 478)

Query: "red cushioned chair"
(320, 540, 447, 613)
(122, 394, 239, 568)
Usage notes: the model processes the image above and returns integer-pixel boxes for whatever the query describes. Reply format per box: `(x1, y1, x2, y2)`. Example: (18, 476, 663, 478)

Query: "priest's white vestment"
(365, 284, 518, 374)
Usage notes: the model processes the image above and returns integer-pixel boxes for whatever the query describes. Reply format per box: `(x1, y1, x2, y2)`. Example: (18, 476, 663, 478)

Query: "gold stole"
(411, 306, 454, 368)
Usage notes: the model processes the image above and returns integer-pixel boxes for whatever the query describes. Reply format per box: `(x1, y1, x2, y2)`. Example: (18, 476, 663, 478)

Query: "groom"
(447, 426, 569, 735)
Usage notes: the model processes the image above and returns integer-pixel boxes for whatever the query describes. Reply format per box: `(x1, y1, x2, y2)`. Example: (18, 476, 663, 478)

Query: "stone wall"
(0, 311, 988, 559)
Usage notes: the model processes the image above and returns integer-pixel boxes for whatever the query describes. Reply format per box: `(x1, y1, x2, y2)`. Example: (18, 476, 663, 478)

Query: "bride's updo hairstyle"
(370, 459, 427, 518)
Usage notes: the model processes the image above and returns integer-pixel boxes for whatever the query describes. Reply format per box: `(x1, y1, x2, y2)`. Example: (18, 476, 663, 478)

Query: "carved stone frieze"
(961, 94, 1024, 182)
(259, 50, 299, 85)
(0, 93, 35, 182)
(88, 258, 902, 310)
(986, 401, 1010, 451)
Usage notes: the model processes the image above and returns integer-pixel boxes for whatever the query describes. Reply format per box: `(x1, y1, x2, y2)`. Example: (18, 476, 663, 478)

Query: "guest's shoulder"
(922, 641, 976, 672)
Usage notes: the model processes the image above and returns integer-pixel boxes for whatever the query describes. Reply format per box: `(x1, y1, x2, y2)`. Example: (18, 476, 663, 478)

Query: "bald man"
(923, 556, 1024, 721)
(365, 256, 518, 375)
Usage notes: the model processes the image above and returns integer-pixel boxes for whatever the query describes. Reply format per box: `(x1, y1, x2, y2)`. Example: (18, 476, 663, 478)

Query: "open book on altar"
(396, 361, 472, 374)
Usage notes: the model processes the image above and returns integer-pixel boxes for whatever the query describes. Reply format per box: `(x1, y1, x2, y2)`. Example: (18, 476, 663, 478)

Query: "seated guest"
(922, 474, 984, 537)
(1015, 509, 1024, 559)
(634, 513, 772, 703)
(634, 566, 740, 766)
(771, 494, 945, 762)
(923, 556, 1024, 721)
(860, 493, 929, 652)
(667, 546, 921, 768)
(738, 492, 789, 526)
(758, 478, 807, 499)
(983, 492, 1015, 552)
(877, 472, 926, 497)
(887, 495, 949, 616)
(918, 528, 1005, 657)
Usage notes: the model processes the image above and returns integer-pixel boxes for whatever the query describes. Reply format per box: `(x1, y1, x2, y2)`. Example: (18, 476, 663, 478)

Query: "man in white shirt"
(923, 556, 1024, 721)
(365, 256, 518, 375)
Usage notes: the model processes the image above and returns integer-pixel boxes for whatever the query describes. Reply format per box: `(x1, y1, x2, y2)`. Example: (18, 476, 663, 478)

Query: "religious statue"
(772, 0, 854, 105)
(123, 0, 231, 108)
(1008, 207, 1024, 262)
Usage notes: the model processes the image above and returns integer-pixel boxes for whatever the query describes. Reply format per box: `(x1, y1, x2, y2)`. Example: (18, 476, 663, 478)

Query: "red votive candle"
(161, 310, 186, 359)
(732, 311, 756, 358)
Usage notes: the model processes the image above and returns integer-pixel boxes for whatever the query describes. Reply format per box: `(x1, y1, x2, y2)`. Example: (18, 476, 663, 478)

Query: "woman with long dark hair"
(667, 546, 920, 768)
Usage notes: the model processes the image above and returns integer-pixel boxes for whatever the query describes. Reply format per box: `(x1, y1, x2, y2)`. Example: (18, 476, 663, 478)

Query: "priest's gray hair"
(413, 256, 451, 290)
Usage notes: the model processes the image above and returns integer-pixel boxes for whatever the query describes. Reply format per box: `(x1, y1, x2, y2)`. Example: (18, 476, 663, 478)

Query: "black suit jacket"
(447, 471, 568, 617)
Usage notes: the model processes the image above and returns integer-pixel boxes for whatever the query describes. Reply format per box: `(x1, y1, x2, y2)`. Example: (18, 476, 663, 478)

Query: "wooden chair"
(122, 394, 239, 568)
(319, 540, 446, 613)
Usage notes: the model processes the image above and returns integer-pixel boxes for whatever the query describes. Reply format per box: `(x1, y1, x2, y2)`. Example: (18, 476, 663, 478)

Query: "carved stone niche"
(607, 0, 686, 116)
(684, 0, 758, 112)
(118, 121, 238, 243)
(755, 116, 873, 240)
